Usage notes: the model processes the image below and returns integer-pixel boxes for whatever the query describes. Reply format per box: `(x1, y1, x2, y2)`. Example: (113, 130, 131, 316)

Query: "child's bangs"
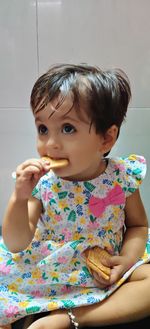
(31, 72, 90, 120)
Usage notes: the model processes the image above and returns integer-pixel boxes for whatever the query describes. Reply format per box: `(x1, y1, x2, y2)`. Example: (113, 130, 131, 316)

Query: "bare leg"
(52, 264, 150, 328)
(73, 264, 150, 326)
(27, 313, 70, 329)
(0, 325, 12, 329)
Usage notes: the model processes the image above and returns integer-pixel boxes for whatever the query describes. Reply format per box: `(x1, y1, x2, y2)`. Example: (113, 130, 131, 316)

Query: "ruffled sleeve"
(113, 154, 147, 197)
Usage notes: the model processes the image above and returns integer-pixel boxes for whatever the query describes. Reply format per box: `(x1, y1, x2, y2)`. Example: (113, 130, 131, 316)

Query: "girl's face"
(34, 96, 107, 181)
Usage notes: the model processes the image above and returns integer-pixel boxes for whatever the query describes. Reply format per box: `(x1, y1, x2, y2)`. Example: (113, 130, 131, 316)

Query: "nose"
(46, 134, 61, 151)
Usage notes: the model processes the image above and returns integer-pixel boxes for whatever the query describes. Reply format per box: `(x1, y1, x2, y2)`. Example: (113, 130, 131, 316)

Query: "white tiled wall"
(0, 0, 150, 225)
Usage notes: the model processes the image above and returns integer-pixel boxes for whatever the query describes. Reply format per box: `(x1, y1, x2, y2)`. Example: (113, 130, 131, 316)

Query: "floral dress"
(0, 154, 150, 325)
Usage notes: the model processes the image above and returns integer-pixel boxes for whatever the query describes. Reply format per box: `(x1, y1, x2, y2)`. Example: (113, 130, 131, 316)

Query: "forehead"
(34, 93, 90, 123)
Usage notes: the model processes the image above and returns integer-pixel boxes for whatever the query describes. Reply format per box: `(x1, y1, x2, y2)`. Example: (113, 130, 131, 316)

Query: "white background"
(0, 0, 150, 225)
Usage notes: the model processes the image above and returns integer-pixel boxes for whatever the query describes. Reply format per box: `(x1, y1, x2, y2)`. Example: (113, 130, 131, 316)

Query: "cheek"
(71, 141, 100, 161)
(36, 138, 45, 156)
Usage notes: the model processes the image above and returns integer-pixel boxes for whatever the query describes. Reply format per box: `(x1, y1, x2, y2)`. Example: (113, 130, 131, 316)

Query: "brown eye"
(38, 124, 48, 135)
(62, 124, 76, 134)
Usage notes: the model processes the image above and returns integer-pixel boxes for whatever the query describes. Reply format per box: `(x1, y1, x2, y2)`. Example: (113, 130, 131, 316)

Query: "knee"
(26, 318, 47, 329)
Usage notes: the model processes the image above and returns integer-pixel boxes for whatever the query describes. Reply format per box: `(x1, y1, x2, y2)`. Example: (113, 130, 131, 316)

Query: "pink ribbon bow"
(89, 184, 125, 217)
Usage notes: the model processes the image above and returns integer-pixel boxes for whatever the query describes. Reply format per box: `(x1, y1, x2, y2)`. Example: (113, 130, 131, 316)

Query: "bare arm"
(91, 189, 148, 287)
(120, 188, 148, 263)
(2, 194, 42, 253)
(2, 158, 50, 253)
(107, 189, 148, 284)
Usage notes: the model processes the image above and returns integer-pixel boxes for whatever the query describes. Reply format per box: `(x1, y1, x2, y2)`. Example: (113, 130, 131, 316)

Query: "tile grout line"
(36, 0, 40, 77)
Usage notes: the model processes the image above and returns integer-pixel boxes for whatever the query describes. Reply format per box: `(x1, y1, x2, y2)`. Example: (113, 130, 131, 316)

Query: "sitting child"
(0, 64, 150, 328)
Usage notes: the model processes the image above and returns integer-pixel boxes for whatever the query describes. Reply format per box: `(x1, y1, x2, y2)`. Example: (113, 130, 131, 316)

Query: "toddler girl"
(0, 64, 150, 329)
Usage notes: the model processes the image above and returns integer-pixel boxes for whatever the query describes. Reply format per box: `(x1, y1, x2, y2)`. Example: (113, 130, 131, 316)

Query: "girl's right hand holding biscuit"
(14, 158, 50, 200)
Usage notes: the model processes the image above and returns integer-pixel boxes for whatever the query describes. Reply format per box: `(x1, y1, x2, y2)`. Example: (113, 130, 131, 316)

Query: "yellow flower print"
(112, 206, 120, 218)
(51, 184, 60, 193)
(68, 271, 78, 284)
(12, 254, 21, 262)
(16, 278, 23, 284)
(0, 297, 7, 304)
(50, 272, 59, 280)
(34, 229, 42, 240)
(58, 200, 68, 209)
(19, 301, 29, 308)
(87, 208, 91, 216)
(70, 257, 78, 265)
(73, 186, 82, 194)
(32, 269, 41, 279)
(103, 241, 111, 250)
(80, 288, 92, 294)
(75, 195, 84, 205)
(128, 154, 137, 161)
(119, 159, 124, 163)
(73, 232, 82, 240)
(104, 222, 113, 232)
(54, 241, 64, 247)
(45, 222, 53, 230)
(47, 301, 58, 310)
(80, 217, 86, 225)
(87, 233, 95, 241)
(47, 207, 55, 218)
(31, 254, 38, 261)
(28, 279, 35, 285)
(8, 283, 18, 292)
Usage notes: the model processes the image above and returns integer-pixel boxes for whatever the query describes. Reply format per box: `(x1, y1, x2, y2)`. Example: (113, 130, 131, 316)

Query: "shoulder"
(108, 154, 147, 196)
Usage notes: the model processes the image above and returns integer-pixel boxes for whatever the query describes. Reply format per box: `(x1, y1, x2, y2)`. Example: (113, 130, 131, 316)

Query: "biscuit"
(42, 156, 68, 169)
(85, 247, 111, 280)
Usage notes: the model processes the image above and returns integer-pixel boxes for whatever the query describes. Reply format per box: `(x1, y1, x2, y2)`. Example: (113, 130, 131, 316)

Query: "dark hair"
(30, 63, 131, 140)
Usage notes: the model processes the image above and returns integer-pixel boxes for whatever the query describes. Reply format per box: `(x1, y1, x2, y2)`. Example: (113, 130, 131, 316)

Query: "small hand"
(108, 254, 133, 284)
(92, 254, 132, 288)
(14, 158, 50, 200)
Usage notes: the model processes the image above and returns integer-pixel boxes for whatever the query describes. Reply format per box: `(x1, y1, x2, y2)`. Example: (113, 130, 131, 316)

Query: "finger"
(17, 159, 44, 171)
(98, 254, 112, 268)
(16, 159, 50, 178)
(17, 165, 45, 179)
(93, 277, 110, 288)
(15, 167, 41, 183)
(109, 255, 121, 267)
(109, 268, 120, 284)
(16, 160, 42, 177)
(109, 265, 124, 284)
(92, 271, 111, 287)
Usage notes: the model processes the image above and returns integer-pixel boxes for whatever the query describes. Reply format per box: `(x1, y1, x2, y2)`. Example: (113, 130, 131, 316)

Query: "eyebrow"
(63, 114, 92, 127)
(35, 116, 43, 123)
(35, 113, 87, 123)
(61, 114, 81, 123)
(34, 114, 79, 123)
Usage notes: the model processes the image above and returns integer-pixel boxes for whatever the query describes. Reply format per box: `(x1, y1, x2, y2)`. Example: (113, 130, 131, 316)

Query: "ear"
(100, 125, 118, 154)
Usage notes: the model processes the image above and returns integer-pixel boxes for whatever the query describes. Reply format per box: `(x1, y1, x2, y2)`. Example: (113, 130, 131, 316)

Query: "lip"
(48, 156, 68, 161)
